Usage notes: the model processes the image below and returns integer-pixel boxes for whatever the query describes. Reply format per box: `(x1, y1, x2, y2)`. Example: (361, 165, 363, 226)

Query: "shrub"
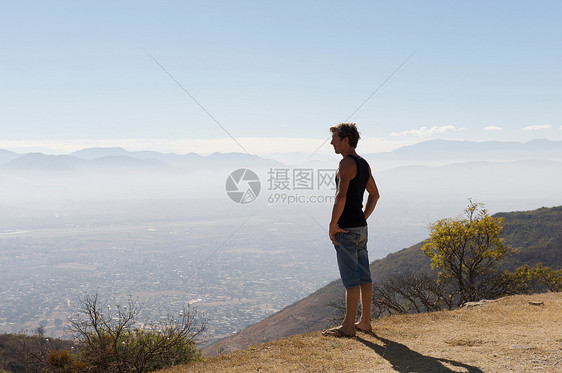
(67, 293, 205, 372)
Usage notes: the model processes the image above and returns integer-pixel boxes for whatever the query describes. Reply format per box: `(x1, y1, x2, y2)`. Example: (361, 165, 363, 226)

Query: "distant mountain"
(0, 149, 21, 166)
(1, 146, 559, 207)
(71, 147, 204, 167)
(2, 138, 561, 171)
(364, 139, 562, 168)
(0, 149, 283, 174)
(377, 159, 562, 191)
(71, 148, 282, 168)
(265, 139, 562, 169)
(203, 205, 562, 355)
(0, 153, 166, 173)
(1, 153, 85, 173)
(88, 156, 169, 171)
(71, 147, 134, 159)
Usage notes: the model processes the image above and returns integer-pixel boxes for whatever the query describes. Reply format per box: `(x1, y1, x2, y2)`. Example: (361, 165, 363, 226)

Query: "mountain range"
(0, 149, 281, 173)
(270, 138, 562, 168)
(367, 138, 562, 163)
(1, 139, 560, 210)
(1, 139, 561, 173)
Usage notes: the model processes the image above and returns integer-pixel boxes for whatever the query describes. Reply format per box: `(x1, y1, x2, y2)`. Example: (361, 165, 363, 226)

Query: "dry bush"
(66, 293, 205, 373)
(371, 273, 455, 318)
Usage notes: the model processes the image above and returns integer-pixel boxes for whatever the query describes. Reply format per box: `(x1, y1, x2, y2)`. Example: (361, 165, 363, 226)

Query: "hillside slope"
(167, 292, 562, 373)
(203, 205, 562, 355)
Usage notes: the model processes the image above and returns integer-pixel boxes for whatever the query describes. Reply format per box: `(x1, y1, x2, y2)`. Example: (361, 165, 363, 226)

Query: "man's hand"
(329, 222, 348, 245)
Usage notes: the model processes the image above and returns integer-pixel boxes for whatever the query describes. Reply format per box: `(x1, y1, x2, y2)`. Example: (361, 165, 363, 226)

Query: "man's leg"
(322, 285, 360, 337)
(356, 282, 373, 332)
(340, 285, 360, 335)
(324, 228, 363, 337)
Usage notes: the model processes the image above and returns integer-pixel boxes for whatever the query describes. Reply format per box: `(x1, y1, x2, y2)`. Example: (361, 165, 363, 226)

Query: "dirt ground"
(161, 292, 562, 372)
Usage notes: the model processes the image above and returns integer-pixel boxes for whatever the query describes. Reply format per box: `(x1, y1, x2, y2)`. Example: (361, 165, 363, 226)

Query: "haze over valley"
(0, 139, 560, 345)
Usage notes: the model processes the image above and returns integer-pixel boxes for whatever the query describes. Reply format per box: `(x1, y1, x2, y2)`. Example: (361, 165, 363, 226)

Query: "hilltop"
(203, 205, 562, 355)
(163, 292, 562, 373)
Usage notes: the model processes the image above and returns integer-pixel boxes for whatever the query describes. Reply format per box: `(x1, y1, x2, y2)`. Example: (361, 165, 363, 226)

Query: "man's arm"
(363, 166, 380, 221)
(329, 157, 355, 244)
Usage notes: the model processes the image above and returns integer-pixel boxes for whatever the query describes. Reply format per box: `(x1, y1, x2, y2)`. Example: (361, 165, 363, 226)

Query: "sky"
(1, 0, 561, 156)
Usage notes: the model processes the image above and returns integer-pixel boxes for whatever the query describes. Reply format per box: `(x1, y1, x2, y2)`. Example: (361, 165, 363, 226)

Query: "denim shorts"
(334, 225, 372, 289)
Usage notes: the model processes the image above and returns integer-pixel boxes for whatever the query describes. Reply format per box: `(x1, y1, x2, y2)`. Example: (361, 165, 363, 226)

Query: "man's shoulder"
(338, 156, 356, 168)
(341, 154, 370, 167)
(352, 154, 370, 168)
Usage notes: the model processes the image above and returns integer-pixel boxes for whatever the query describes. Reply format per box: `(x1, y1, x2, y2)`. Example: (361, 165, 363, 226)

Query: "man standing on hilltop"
(323, 123, 380, 338)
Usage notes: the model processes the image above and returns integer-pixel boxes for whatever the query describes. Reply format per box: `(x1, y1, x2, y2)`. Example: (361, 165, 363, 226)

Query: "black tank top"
(335, 155, 370, 228)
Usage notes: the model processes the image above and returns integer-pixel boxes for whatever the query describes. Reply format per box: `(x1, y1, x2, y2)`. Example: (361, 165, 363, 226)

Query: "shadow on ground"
(355, 332, 484, 373)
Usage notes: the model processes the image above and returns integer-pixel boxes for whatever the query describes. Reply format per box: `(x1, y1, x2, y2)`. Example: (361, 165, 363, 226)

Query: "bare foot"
(355, 322, 373, 332)
(322, 326, 355, 338)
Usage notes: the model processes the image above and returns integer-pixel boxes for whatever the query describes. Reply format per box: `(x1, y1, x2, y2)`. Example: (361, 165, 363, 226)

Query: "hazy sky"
(1, 1, 561, 155)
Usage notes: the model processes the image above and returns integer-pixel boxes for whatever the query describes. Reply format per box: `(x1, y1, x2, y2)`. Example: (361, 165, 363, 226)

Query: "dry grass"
(161, 293, 562, 372)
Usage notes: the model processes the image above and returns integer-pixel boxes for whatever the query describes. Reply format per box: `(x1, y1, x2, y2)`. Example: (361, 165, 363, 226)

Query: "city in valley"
(0, 193, 461, 345)
(0, 205, 337, 343)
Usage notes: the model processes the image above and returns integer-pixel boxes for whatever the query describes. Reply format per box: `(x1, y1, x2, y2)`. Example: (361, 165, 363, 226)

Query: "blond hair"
(329, 123, 361, 148)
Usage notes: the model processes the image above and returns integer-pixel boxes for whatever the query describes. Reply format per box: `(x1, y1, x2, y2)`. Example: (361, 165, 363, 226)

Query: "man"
(323, 123, 380, 338)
